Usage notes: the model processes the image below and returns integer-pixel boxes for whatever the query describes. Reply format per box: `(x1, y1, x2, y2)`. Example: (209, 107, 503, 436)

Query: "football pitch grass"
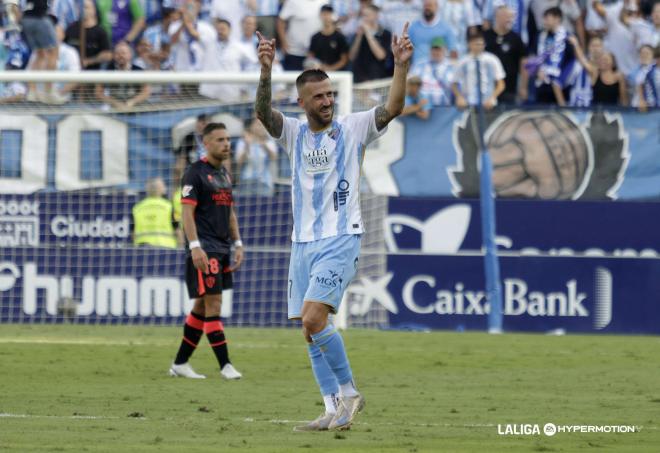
(0, 325, 658, 452)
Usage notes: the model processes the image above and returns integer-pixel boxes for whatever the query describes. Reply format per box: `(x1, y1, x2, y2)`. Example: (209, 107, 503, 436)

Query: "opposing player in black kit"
(169, 122, 244, 380)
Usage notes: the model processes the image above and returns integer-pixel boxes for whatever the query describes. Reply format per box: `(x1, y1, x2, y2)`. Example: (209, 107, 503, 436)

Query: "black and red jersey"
(180, 157, 233, 254)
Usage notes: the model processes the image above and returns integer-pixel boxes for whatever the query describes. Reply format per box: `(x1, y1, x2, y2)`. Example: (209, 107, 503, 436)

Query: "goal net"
(0, 71, 391, 329)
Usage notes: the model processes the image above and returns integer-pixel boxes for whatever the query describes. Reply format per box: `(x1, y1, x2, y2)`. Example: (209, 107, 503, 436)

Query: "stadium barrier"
(2, 192, 659, 333)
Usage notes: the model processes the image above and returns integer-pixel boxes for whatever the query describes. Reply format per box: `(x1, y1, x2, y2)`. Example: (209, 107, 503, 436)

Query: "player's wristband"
(234, 239, 243, 248)
(188, 240, 201, 250)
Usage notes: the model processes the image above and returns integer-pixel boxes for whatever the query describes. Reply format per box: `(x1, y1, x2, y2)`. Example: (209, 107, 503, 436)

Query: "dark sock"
(205, 316, 230, 368)
(174, 311, 204, 365)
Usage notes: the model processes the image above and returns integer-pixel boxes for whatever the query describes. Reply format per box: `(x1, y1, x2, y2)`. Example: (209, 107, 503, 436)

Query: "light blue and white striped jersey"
(276, 108, 386, 242)
(412, 59, 455, 105)
(568, 63, 592, 107)
(51, 0, 80, 30)
(455, 52, 505, 105)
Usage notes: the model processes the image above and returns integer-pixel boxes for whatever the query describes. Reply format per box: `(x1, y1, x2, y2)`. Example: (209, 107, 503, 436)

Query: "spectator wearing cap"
(277, 0, 327, 70)
(411, 36, 455, 105)
(409, 0, 458, 65)
(452, 30, 505, 109)
(348, 3, 393, 82)
(484, 5, 525, 104)
(401, 75, 432, 119)
(308, 5, 350, 71)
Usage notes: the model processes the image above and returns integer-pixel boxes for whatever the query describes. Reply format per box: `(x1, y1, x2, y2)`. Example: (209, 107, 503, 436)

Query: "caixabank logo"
(449, 111, 629, 200)
(344, 267, 614, 331)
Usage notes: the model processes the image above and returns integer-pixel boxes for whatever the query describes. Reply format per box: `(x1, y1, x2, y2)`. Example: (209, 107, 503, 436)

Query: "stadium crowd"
(0, 0, 658, 108)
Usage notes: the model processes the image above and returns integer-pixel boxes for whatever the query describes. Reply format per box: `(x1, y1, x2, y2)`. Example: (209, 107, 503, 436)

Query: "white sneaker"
(328, 393, 365, 430)
(293, 412, 335, 431)
(220, 363, 242, 380)
(168, 362, 206, 379)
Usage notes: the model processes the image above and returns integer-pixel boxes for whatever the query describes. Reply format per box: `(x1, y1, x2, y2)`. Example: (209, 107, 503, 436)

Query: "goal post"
(0, 70, 390, 329)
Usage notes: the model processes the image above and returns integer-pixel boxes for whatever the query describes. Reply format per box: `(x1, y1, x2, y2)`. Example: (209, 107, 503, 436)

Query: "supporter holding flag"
(530, 7, 575, 106)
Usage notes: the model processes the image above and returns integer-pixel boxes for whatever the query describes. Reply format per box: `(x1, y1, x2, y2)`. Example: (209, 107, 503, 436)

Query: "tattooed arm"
(255, 68, 284, 138)
(255, 31, 284, 138)
(375, 23, 414, 131)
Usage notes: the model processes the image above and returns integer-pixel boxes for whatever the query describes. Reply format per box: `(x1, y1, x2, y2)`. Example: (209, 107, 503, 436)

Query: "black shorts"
(185, 252, 233, 298)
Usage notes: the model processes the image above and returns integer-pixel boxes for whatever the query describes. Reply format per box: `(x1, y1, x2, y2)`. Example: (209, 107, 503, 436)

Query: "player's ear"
(297, 97, 304, 108)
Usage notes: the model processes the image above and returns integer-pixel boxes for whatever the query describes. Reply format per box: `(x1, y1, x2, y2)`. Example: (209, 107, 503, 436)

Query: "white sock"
(323, 394, 338, 414)
(339, 380, 358, 397)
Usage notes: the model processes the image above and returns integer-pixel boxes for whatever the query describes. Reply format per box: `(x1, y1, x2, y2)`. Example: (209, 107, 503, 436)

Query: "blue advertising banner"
(386, 197, 660, 257)
(1, 106, 659, 199)
(0, 191, 293, 247)
(346, 254, 660, 334)
(0, 246, 290, 326)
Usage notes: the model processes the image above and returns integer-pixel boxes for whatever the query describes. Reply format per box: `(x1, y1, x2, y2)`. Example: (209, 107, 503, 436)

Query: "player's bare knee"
(301, 314, 325, 336)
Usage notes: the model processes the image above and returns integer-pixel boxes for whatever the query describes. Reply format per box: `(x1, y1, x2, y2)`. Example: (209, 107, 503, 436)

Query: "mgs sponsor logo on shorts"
(316, 270, 343, 289)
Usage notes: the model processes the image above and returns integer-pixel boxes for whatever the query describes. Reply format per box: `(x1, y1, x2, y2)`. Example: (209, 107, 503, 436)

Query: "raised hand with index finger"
(392, 22, 414, 66)
(256, 31, 276, 70)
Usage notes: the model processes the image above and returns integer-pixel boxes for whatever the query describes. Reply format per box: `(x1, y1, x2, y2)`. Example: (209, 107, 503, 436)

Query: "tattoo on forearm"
(255, 75, 283, 137)
(375, 105, 393, 131)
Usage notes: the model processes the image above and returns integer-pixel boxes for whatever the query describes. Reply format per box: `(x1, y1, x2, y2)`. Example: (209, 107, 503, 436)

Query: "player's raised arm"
(375, 22, 414, 131)
(255, 31, 284, 139)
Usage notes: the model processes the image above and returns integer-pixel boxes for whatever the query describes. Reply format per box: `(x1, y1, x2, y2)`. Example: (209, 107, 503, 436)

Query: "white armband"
(234, 239, 243, 248)
(188, 240, 201, 250)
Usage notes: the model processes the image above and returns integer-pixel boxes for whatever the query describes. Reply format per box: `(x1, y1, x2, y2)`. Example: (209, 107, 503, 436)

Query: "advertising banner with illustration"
(0, 107, 659, 199)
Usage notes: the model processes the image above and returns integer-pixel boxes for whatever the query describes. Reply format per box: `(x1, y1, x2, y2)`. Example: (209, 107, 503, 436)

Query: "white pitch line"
(0, 413, 145, 420)
(0, 338, 293, 348)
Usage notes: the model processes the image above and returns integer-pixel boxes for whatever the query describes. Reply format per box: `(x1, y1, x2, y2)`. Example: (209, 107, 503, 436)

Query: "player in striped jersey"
(254, 24, 413, 431)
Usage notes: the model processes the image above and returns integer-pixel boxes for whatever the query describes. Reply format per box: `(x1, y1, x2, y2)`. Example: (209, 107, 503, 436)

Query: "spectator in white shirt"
(452, 30, 506, 108)
(168, 0, 215, 72)
(592, 0, 642, 76)
(210, 0, 246, 42)
(277, 0, 326, 70)
(199, 18, 258, 102)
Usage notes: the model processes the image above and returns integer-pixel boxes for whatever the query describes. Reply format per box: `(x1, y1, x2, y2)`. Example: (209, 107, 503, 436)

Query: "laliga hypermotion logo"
(449, 111, 629, 200)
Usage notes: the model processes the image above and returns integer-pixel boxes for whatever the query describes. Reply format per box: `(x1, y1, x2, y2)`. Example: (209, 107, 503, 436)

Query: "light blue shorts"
(287, 234, 361, 319)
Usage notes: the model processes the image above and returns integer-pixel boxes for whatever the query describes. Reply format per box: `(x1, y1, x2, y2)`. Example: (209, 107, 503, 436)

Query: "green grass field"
(0, 325, 658, 452)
